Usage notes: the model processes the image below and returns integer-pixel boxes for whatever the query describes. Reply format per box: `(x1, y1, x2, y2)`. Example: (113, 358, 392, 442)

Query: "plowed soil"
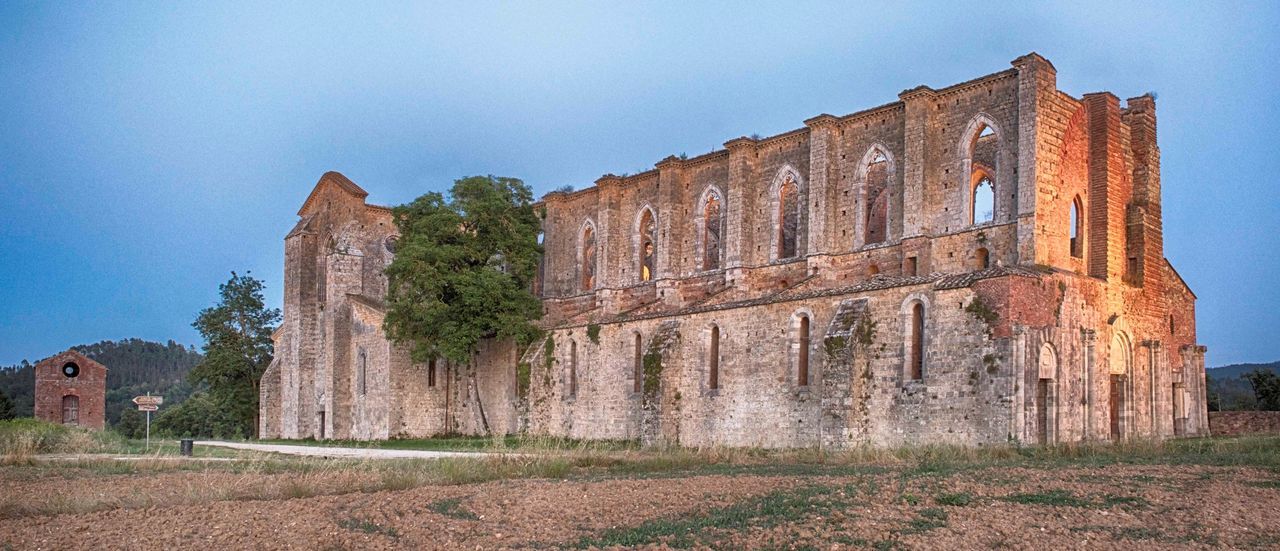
(2, 461, 1278, 549)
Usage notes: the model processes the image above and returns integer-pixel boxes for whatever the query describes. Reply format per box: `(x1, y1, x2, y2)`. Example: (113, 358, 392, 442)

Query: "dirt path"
(194, 440, 519, 459)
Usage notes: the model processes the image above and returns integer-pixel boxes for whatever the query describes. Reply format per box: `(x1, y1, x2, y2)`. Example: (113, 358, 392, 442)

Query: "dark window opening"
(909, 303, 925, 381)
(905, 256, 918, 276)
(708, 325, 720, 390)
(428, 359, 437, 388)
(798, 316, 810, 387)
(569, 340, 578, 398)
(1069, 196, 1083, 258)
(976, 247, 990, 270)
(633, 333, 643, 394)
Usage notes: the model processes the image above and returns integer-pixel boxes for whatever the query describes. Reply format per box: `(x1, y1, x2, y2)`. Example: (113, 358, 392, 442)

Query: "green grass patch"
(1001, 489, 1092, 508)
(570, 482, 867, 548)
(337, 517, 400, 538)
(935, 492, 973, 506)
(426, 497, 478, 520)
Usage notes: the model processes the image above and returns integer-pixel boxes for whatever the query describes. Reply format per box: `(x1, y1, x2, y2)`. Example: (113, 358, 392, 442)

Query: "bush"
(151, 392, 246, 438)
(0, 419, 125, 463)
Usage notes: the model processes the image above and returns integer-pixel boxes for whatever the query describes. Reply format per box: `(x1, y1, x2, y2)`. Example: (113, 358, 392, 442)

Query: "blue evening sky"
(1, 2, 1277, 366)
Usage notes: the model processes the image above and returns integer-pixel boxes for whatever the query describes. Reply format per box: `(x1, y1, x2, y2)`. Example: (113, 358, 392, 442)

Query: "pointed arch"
(1070, 195, 1084, 258)
(769, 165, 804, 261)
(634, 205, 657, 282)
(959, 113, 1007, 227)
(901, 293, 932, 381)
(854, 143, 896, 248)
(696, 185, 726, 271)
(578, 219, 597, 292)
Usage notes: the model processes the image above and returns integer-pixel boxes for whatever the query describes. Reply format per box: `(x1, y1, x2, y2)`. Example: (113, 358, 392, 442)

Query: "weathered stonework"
(262, 53, 1207, 447)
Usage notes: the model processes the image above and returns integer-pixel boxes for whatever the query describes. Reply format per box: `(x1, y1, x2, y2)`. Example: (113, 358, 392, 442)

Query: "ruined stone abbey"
(259, 53, 1208, 448)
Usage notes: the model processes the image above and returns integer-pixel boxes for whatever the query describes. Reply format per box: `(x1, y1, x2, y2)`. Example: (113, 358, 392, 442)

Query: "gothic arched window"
(638, 208, 656, 282)
(702, 191, 723, 271)
(580, 224, 596, 292)
(778, 176, 799, 259)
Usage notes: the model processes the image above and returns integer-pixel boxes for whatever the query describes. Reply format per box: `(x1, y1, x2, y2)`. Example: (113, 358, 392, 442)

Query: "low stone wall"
(1209, 411, 1280, 436)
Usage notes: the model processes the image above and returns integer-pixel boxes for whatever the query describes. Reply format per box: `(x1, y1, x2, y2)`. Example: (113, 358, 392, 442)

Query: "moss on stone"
(586, 323, 601, 345)
(516, 362, 531, 399)
(965, 297, 999, 327)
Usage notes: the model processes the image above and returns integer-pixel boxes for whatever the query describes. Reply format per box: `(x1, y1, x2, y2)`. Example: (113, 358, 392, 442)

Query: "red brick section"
(33, 350, 107, 430)
(1209, 411, 1280, 437)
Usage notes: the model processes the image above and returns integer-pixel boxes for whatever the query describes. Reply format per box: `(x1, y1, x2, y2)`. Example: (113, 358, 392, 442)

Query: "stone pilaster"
(897, 86, 936, 238)
(804, 114, 839, 258)
(723, 137, 757, 271)
(1012, 53, 1056, 265)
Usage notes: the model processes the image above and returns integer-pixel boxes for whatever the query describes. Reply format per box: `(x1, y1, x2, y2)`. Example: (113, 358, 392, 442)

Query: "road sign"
(132, 395, 163, 407)
(137, 404, 159, 412)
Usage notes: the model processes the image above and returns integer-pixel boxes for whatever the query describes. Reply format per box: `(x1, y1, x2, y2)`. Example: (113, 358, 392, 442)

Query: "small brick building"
(34, 350, 107, 430)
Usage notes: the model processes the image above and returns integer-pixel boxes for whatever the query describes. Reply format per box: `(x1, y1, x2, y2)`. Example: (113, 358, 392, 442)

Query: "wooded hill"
(0, 339, 202, 425)
(1208, 360, 1280, 411)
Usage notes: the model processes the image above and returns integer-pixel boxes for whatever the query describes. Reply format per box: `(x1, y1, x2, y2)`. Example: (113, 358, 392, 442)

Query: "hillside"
(1208, 360, 1280, 411)
(0, 339, 202, 424)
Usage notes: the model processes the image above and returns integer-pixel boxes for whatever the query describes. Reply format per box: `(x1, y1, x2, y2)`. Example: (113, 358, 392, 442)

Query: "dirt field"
(2, 438, 1280, 550)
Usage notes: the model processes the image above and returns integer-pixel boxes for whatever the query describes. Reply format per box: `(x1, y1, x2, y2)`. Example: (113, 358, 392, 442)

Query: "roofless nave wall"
(260, 53, 1208, 448)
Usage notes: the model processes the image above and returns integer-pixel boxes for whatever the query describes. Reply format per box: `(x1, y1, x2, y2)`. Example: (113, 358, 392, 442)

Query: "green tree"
(1244, 369, 1280, 411)
(384, 175, 543, 433)
(114, 406, 146, 439)
(0, 388, 15, 420)
(189, 272, 281, 438)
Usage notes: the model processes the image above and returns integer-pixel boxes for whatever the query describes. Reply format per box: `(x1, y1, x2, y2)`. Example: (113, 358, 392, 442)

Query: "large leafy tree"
(1245, 369, 1280, 411)
(384, 175, 543, 432)
(189, 272, 281, 437)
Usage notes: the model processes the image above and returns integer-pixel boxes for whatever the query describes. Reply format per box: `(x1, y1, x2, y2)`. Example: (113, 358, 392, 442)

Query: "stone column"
(1081, 329, 1097, 440)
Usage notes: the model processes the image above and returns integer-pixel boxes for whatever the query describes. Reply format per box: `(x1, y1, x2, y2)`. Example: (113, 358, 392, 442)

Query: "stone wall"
(261, 53, 1207, 448)
(1209, 411, 1280, 437)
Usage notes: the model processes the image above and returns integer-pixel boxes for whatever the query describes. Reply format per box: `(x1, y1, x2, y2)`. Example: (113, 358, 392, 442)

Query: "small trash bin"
(180, 439, 194, 457)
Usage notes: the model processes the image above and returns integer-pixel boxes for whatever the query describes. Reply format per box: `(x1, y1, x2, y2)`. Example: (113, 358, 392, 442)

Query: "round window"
(384, 235, 399, 254)
(62, 362, 80, 378)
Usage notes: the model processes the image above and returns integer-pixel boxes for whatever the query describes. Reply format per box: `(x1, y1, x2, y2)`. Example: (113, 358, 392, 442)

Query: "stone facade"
(261, 53, 1208, 447)
(34, 350, 107, 430)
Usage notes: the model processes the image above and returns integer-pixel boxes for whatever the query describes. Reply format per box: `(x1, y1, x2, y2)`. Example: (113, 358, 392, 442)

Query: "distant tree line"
(1207, 361, 1280, 412)
(0, 339, 202, 429)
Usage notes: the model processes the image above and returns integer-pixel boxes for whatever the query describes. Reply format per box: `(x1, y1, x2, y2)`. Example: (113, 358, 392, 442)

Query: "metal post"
(145, 410, 151, 451)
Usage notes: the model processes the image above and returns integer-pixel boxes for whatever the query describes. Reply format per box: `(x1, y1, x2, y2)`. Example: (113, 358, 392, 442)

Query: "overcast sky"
(1, 1, 1277, 366)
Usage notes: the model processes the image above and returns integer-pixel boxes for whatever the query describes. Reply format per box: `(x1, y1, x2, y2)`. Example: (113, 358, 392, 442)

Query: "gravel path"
(194, 440, 518, 459)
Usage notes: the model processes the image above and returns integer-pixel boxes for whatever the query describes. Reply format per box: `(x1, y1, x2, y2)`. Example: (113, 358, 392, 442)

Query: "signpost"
(132, 394, 164, 450)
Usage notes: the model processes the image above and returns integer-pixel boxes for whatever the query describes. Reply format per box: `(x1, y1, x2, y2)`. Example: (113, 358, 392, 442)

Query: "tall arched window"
(633, 333, 643, 394)
(962, 117, 1000, 226)
(1070, 196, 1083, 258)
(908, 302, 925, 381)
(638, 208, 656, 281)
(428, 358, 437, 388)
(702, 191, 723, 271)
(356, 348, 367, 396)
(708, 325, 720, 390)
(778, 176, 799, 259)
(580, 224, 596, 292)
(864, 151, 890, 245)
(971, 172, 994, 225)
(797, 315, 811, 387)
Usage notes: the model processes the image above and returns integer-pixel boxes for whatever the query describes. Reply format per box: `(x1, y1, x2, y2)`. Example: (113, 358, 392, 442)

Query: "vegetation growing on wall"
(965, 297, 999, 327)
(586, 324, 601, 345)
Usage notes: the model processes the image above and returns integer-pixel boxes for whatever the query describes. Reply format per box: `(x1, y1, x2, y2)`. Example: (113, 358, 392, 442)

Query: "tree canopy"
(186, 272, 280, 438)
(1245, 369, 1280, 411)
(384, 175, 543, 364)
